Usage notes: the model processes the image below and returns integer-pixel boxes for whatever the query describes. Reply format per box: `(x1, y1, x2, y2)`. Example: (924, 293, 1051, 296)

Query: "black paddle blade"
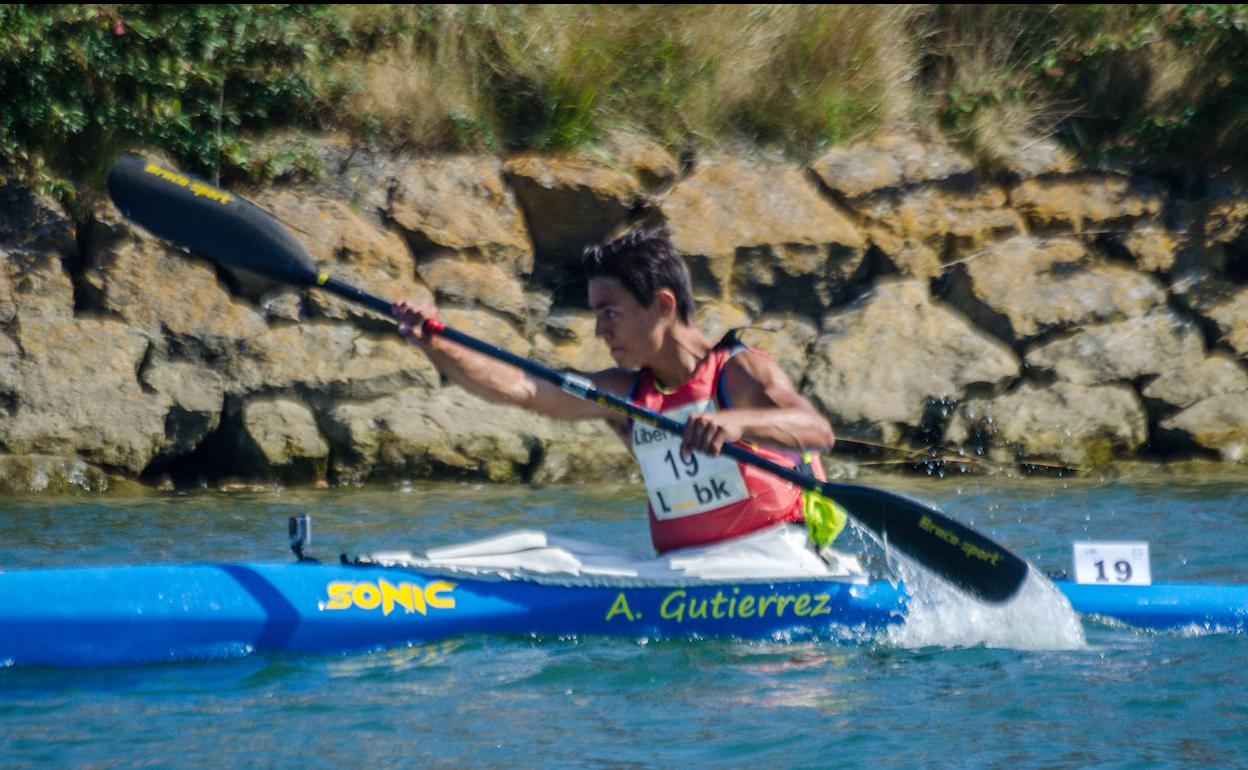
(106, 155, 319, 286)
(825, 483, 1029, 603)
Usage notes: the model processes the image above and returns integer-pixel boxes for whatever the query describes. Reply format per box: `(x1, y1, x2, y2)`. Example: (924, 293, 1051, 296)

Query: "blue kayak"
(1, 560, 1244, 667)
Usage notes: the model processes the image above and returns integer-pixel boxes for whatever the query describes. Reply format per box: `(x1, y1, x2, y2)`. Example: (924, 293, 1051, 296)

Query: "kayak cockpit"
(356, 524, 870, 588)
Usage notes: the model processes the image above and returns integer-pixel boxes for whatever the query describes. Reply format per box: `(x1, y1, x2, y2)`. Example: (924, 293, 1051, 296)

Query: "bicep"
(722, 353, 833, 451)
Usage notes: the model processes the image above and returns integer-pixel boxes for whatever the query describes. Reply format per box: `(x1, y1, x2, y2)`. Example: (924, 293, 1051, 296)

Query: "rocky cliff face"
(2, 131, 1246, 492)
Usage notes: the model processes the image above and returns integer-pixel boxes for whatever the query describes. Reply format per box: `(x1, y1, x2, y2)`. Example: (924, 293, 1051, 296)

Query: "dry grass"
(697, 5, 918, 151)
(332, 5, 923, 158)
(327, 4, 1248, 168)
(921, 4, 1248, 169)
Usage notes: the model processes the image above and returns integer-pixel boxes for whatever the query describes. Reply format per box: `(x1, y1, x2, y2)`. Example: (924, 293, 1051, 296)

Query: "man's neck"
(647, 324, 714, 391)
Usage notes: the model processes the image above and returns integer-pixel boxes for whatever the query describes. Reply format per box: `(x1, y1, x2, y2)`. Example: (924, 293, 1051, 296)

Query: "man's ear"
(654, 288, 678, 320)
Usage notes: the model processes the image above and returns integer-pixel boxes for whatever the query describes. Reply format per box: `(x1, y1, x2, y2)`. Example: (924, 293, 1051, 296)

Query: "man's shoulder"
(722, 347, 780, 380)
(720, 346, 797, 406)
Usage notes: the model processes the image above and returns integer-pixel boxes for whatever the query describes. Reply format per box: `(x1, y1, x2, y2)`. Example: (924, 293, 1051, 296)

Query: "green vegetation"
(4, 4, 1248, 206)
(0, 5, 355, 205)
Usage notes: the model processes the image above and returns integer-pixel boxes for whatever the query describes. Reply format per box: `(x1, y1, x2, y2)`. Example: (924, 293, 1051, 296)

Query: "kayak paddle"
(106, 154, 1030, 603)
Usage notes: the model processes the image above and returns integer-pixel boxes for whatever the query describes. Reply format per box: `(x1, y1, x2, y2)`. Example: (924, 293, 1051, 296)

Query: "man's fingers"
(681, 414, 725, 457)
(393, 301, 440, 342)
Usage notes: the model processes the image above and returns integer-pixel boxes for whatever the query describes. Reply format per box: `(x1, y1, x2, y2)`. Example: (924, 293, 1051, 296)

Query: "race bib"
(631, 401, 749, 520)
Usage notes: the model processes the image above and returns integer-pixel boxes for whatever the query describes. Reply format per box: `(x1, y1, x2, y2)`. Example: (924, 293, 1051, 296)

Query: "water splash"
(885, 557, 1087, 651)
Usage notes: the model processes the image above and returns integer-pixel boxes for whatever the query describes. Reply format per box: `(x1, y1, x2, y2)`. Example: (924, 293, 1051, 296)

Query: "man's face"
(588, 276, 666, 369)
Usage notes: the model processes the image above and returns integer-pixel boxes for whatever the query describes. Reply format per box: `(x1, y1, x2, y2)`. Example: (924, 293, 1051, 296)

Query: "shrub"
(0, 5, 353, 205)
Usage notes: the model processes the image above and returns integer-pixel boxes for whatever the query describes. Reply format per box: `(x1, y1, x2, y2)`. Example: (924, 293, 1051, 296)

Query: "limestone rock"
(940, 236, 1167, 345)
(1, 193, 234, 474)
(503, 154, 642, 280)
(240, 398, 330, 481)
(1203, 185, 1248, 245)
(1117, 226, 1184, 273)
(282, 132, 395, 212)
(812, 132, 974, 199)
(388, 155, 534, 274)
(417, 256, 546, 325)
(661, 156, 866, 310)
(254, 191, 429, 326)
(1160, 394, 1248, 462)
(736, 315, 820, 386)
(259, 287, 304, 324)
(1, 245, 74, 324)
(805, 280, 1020, 444)
(947, 382, 1149, 467)
(530, 421, 638, 485)
(1011, 174, 1165, 233)
(1171, 268, 1248, 358)
(0, 183, 76, 256)
(439, 307, 532, 359)
(1143, 355, 1248, 410)
(1205, 289, 1248, 357)
(3, 317, 167, 473)
(12, 143, 1248, 485)
(83, 202, 268, 354)
(0, 331, 19, 402)
(600, 130, 680, 192)
(0, 184, 76, 323)
(326, 385, 635, 484)
(859, 182, 1024, 279)
(0, 455, 111, 494)
(991, 136, 1078, 180)
(1024, 309, 1206, 386)
(140, 357, 226, 458)
(694, 301, 753, 344)
(230, 323, 439, 400)
(731, 241, 868, 312)
(532, 310, 615, 373)
(861, 229, 946, 281)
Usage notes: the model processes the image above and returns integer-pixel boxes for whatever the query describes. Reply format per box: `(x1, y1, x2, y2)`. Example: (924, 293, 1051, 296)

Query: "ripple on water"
(1, 479, 1246, 768)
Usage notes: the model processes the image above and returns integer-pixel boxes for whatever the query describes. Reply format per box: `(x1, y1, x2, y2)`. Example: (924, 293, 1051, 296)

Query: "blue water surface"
(1, 475, 1246, 769)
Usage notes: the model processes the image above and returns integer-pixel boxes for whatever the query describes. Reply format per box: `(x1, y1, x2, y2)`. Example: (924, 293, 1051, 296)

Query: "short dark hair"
(581, 229, 694, 323)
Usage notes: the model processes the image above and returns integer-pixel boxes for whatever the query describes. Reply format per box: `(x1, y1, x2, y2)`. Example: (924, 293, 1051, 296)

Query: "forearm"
(414, 333, 624, 423)
(731, 408, 836, 454)
(417, 334, 538, 407)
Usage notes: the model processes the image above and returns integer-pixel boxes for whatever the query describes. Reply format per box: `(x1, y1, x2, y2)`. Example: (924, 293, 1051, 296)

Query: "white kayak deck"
(364, 524, 868, 587)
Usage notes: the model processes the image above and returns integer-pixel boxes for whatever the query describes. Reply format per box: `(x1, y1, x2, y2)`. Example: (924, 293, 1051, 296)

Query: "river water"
(1, 475, 1245, 768)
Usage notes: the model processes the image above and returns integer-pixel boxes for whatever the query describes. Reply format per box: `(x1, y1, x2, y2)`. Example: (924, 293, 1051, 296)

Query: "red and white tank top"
(629, 336, 806, 553)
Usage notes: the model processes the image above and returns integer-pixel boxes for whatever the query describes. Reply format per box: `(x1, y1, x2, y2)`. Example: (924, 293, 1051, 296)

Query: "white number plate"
(632, 401, 749, 520)
(1071, 541, 1152, 586)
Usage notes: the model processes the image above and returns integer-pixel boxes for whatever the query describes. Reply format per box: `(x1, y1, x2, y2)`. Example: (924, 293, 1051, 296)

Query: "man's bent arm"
(707, 351, 835, 454)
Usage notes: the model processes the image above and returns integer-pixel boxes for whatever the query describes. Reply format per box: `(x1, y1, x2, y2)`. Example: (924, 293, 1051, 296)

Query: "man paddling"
(105, 154, 1028, 600)
(395, 229, 843, 554)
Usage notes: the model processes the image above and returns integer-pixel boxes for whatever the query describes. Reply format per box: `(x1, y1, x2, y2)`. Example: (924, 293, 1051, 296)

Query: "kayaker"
(394, 228, 844, 555)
